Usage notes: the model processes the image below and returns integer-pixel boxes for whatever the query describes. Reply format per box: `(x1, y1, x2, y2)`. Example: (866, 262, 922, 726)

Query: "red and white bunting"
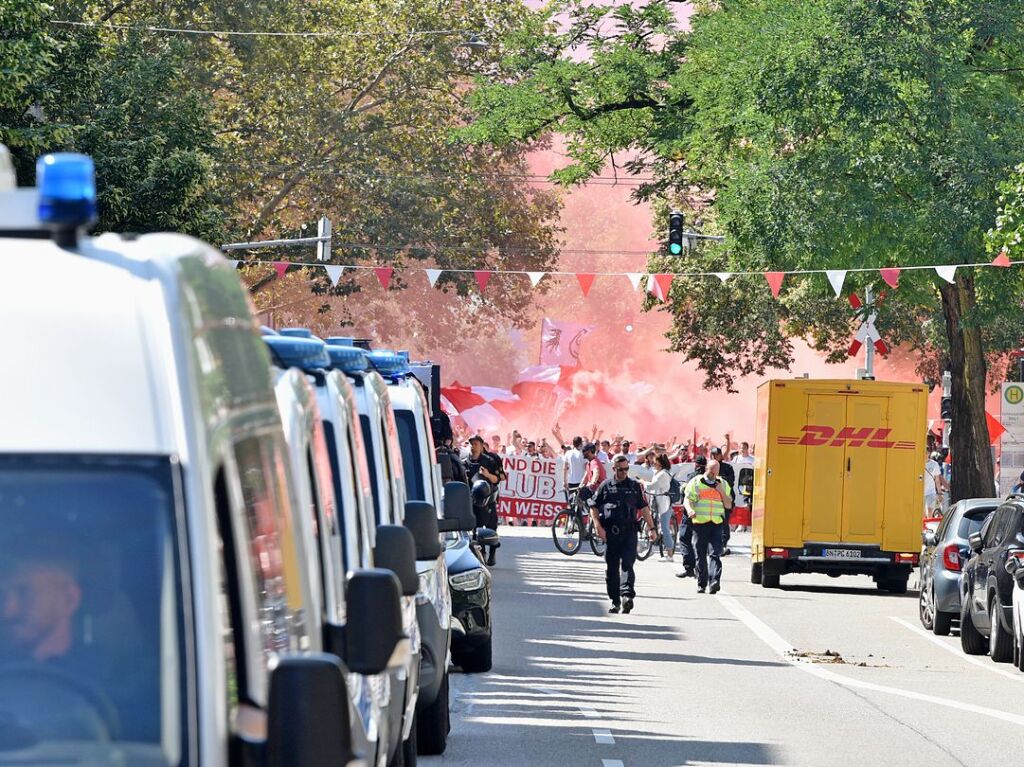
(373, 266, 393, 290)
(626, 273, 644, 292)
(527, 271, 546, 287)
(576, 273, 596, 297)
(826, 269, 847, 297)
(324, 265, 345, 287)
(474, 270, 491, 292)
(880, 268, 901, 289)
(935, 265, 957, 284)
(993, 250, 1012, 268)
(425, 268, 443, 288)
(713, 272, 732, 283)
(273, 261, 289, 280)
(648, 273, 673, 301)
(765, 271, 784, 298)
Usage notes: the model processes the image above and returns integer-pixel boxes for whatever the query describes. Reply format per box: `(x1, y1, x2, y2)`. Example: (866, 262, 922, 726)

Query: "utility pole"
(864, 285, 875, 380)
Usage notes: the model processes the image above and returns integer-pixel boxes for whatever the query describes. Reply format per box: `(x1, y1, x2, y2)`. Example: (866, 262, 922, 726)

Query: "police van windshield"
(0, 455, 186, 766)
(394, 411, 424, 502)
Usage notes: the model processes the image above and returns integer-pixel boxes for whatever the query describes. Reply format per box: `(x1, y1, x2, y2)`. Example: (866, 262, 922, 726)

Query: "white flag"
(713, 272, 732, 283)
(826, 269, 847, 297)
(527, 271, 546, 287)
(626, 273, 644, 291)
(425, 268, 443, 288)
(935, 265, 957, 284)
(324, 265, 345, 287)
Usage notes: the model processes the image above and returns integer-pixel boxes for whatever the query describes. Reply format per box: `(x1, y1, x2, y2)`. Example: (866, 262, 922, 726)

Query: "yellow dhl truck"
(751, 378, 927, 592)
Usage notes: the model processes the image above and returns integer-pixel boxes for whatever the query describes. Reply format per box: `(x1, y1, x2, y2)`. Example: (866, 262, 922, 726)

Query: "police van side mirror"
(345, 569, 410, 675)
(439, 481, 475, 532)
(266, 654, 357, 767)
(404, 500, 442, 560)
(374, 525, 419, 596)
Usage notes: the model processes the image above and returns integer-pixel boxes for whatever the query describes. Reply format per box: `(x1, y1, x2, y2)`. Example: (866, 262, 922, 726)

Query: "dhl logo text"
(776, 426, 915, 450)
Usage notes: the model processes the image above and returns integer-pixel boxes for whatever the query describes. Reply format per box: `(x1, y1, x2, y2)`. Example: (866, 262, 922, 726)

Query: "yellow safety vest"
(685, 476, 730, 524)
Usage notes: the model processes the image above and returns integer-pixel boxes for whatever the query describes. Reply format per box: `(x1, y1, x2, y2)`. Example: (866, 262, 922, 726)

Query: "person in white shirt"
(622, 440, 638, 464)
(564, 436, 587, 498)
(644, 454, 676, 562)
(732, 442, 755, 532)
(924, 450, 943, 514)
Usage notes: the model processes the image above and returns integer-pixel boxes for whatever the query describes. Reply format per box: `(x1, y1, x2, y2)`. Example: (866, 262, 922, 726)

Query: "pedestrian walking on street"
(709, 446, 736, 554)
(589, 454, 658, 614)
(673, 455, 704, 580)
(683, 459, 733, 594)
(644, 454, 676, 562)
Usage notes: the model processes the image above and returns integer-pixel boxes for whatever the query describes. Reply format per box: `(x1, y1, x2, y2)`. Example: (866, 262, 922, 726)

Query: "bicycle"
(551, 489, 605, 557)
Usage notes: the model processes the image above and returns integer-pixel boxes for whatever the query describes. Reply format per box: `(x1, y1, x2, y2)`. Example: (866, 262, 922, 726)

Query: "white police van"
(0, 150, 372, 766)
(262, 334, 416, 767)
(363, 351, 455, 754)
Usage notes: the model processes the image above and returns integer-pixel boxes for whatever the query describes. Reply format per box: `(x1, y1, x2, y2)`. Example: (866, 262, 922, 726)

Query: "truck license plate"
(823, 548, 861, 558)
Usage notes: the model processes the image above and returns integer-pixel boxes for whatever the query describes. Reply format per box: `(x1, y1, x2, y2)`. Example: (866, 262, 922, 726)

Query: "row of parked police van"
(0, 150, 492, 765)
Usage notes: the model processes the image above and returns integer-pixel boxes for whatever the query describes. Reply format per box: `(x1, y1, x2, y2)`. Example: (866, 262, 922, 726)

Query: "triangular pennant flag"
(880, 267, 901, 289)
(373, 266, 393, 290)
(527, 271, 545, 287)
(228, 259, 239, 269)
(765, 271, 785, 298)
(324, 265, 345, 287)
(988, 411, 1007, 443)
(576, 273, 596, 297)
(626, 273, 643, 291)
(474, 270, 491, 292)
(935, 265, 957, 284)
(993, 250, 1012, 267)
(273, 261, 289, 280)
(425, 269, 443, 288)
(826, 269, 847, 298)
(655, 273, 674, 300)
(713, 272, 732, 283)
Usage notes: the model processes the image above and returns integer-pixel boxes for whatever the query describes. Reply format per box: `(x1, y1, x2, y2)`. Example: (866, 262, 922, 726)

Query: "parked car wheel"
(933, 609, 953, 636)
(416, 671, 449, 756)
(458, 638, 493, 673)
(960, 597, 988, 655)
(990, 599, 1014, 663)
(750, 561, 763, 585)
(919, 578, 934, 630)
(761, 564, 780, 589)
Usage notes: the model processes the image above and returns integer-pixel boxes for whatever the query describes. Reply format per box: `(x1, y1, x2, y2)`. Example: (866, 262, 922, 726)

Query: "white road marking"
(602, 761, 625, 767)
(592, 728, 615, 744)
(890, 616, 1024, 684)
(579, 706, 600, 718)
(719, 595, 1024, 727)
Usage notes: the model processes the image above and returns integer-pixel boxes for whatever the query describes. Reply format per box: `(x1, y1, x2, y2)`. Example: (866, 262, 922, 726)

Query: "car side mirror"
(374, 524, 419, 596)
(344, 569, 411, 675)
(405, 500, 442, 560)
(266, 654, 357, 767)
(476, 527, 500, 549)
(1005, 556, 1020, 576)
(440, 481, 476, 532)
(968, 531, 984, 553)
(922, 531, 937, 547)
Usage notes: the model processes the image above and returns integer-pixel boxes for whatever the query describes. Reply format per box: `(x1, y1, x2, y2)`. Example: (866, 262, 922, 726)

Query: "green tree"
(467, 0, 1024, 501)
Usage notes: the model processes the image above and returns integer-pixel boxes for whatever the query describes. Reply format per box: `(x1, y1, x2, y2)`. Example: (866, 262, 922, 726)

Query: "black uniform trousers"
(677, 514, 696, 570)
(693, 521, 724, 588)
(605, 528, 637, 604)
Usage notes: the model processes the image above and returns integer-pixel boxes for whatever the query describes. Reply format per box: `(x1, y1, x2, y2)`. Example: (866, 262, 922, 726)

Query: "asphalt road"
(423, 527, 1024, 767)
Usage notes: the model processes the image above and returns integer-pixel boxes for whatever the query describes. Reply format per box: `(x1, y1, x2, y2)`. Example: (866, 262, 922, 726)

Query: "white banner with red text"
(496, 455, 565, 524)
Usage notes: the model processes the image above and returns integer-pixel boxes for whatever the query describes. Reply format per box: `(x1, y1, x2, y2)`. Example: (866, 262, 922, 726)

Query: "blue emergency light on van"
(36, 153, 97, 226)
(324, 344, 369, 373)
(325, 336, 354, 347)
(366, 351, 409, 377)
(263, 335, 330, 372)
(279, 327, 324, 342)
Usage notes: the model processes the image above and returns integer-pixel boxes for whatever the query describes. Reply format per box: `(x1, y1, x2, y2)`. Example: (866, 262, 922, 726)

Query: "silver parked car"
(919, 499, 998, 635)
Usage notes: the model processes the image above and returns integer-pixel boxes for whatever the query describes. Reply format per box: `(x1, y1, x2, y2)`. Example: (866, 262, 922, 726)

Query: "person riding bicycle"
(589, 454, 657, 614)
(643, 454, 678, 562)
(579, 442, 606, 504)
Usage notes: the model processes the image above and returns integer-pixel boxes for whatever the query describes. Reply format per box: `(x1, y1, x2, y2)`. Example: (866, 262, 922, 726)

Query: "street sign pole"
(864, 285, 875, 380)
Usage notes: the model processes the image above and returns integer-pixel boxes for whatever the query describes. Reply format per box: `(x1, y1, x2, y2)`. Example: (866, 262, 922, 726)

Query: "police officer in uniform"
(682, 459, 732, 594)
(464, 434, 503, 565)
(589, 454, 658, 614)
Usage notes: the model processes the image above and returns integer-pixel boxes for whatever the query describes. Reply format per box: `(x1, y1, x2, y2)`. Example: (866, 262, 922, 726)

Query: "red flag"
(653, 273, 674, 300)
(848, 292, 862, 309)
(273, 261, 289, 280)
(765, 271, 784, 298)
(993, 250, 1012, 268)
(988, 411, 1007, 443)
(474, 270, 491, 292)
(576, 273, 596, 297)
(373, 266, 393, 290)
(880, 268, 900, 289)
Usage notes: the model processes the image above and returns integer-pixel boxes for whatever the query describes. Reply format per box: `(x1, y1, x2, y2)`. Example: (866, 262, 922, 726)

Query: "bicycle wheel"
(636, 519, 654, 561)
(551, 510, 582, 556)
(588, 520, 606, 557)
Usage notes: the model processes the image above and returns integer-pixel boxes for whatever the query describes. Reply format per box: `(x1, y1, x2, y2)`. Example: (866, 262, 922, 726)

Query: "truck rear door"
(841, 395, 889, 543)
(801, 394, 846, 542)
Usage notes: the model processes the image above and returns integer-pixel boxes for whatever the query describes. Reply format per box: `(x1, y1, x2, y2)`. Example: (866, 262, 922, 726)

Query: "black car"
(960, 495, 1024, 661)
(445, 530, 495, 672)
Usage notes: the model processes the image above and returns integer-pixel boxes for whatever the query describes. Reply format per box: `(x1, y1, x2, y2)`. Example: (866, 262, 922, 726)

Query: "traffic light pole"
(942, 370, 952, 451)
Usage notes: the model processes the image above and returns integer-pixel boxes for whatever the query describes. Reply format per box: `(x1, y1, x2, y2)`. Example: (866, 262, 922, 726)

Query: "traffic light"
(941, 370, 952, 420)
(668, 210, 685, 255)
(940, 396, 953, 420)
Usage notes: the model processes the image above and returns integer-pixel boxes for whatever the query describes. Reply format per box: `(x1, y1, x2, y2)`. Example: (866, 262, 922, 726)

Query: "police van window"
(395, 410, 425, 502)
(232, 435, 311, 659)
(359, 414, 382, 519)
(0, 454, 187, 765)
(213, 469, 242, 728)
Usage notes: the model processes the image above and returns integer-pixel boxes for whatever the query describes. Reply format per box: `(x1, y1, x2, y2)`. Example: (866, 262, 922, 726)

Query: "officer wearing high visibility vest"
(682, 459, 733, 594)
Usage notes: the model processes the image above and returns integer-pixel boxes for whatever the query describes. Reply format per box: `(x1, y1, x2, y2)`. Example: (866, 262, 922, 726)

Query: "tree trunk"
(938, 271, 995, 502)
